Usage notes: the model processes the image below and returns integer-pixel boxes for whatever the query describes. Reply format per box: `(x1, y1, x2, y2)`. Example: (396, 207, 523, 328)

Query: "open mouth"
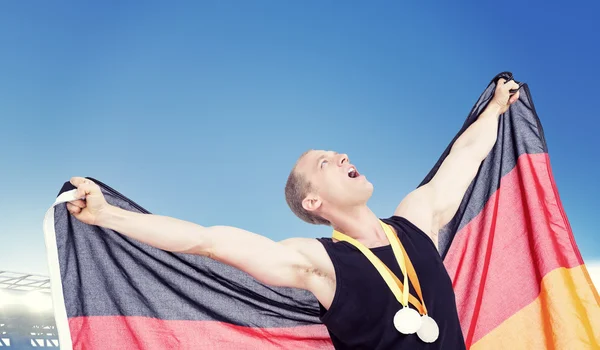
(347, 166, 360, 179)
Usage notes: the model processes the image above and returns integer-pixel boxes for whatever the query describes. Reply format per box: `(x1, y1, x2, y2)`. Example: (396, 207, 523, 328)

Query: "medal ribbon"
(332, 220, 428, 315)
(384, 222, 428, 316)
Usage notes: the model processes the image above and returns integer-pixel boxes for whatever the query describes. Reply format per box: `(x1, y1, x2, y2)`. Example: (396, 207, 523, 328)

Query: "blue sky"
(0, 1, 598, 275)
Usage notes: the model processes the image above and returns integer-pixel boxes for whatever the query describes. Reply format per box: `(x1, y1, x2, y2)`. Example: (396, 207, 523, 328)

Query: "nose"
(337, 153, 348, 166)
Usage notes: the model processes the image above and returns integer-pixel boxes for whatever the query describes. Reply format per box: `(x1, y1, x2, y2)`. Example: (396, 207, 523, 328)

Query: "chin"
(362, 182, 374, 199)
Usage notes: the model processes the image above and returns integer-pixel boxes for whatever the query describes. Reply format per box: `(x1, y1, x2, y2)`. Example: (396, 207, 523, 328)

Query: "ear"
(302, 194, 322, 213)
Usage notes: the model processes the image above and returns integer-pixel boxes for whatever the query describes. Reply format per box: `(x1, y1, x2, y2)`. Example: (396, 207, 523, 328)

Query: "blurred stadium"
(0, 271, 57, 349)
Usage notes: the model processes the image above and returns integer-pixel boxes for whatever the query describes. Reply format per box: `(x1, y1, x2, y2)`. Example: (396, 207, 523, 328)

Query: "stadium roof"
(0, 271, 50, 292)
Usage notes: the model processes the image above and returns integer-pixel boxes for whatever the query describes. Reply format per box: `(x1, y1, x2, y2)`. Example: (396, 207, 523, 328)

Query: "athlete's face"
(296, 150, 374, 214)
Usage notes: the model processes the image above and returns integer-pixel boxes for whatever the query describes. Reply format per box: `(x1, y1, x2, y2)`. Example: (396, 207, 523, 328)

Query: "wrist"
(486, 100, 503, 116)
(96, 204, 119, 228)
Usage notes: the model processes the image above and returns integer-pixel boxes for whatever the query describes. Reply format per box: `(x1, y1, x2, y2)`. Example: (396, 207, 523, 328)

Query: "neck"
(326, 205, 388, 246)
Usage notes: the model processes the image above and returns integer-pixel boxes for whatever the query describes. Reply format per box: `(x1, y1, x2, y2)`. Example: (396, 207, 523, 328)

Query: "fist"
(67, 177, 110, 226)
(492, 78, 521, 114)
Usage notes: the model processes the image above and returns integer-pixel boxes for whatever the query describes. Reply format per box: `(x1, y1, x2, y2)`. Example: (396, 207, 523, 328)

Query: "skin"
(66, 79, 520, 311)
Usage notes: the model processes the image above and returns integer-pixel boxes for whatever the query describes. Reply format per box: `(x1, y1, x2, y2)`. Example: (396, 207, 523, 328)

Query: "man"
(67, 78, 521, 349)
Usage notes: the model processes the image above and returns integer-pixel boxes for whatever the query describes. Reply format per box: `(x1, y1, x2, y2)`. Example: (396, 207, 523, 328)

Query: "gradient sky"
(0, 1, 598, 276)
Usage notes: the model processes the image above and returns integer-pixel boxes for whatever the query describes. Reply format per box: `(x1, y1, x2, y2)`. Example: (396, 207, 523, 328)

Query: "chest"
(340, 246, 446, 299)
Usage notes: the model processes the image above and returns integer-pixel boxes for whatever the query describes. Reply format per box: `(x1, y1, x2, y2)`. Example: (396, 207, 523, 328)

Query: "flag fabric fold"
(44, 72, 600, 349)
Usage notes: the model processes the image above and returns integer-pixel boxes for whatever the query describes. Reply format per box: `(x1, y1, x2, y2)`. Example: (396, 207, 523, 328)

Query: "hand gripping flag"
(44, 72, 600, 349)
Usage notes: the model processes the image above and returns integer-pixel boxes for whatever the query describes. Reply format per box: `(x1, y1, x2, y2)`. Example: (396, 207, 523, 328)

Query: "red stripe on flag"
(68, 315, 333, 350)
(443, 153, 584, 347)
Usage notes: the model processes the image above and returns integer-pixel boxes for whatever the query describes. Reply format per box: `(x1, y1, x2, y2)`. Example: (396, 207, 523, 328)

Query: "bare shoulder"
(394, 184, 439, 247)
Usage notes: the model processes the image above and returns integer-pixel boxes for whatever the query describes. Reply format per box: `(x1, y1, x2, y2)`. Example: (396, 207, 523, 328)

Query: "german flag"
(421, 72, 600, 349)
(43, 72, 600, 349)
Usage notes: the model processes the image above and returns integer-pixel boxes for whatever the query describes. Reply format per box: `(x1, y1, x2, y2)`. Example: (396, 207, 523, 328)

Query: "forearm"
(97, 205, 207, 253)
(452, 102, 503, 160)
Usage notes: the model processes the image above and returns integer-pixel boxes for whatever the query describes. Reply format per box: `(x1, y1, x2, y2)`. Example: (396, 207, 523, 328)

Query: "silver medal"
(393, 307, 422, 334)
(417, 314, 439, 343)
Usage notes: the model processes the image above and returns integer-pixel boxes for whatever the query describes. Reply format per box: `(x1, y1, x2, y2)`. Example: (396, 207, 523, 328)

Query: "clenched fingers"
(503, 79, 520, 91)
(67, 202, 82, 215)
(69, 199, 87, 209)
(72, 180, 100, 200)
(70, 177, 89, 187)
(509, 90, 520, 104)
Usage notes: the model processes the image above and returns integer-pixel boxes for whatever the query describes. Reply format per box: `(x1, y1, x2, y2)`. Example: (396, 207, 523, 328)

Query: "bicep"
(189, 226, 313, 289)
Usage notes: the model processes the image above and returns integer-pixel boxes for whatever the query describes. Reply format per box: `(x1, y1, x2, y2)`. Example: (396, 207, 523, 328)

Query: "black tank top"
(317, 216, 466, 349)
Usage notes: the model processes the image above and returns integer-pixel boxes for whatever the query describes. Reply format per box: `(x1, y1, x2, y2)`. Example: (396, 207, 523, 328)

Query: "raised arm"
(395, 78, 521, 247)
(66, 177, 323, 290)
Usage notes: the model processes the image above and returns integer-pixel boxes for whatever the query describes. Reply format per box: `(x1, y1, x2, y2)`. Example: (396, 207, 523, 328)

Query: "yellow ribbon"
(332, 220, 427, 314)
